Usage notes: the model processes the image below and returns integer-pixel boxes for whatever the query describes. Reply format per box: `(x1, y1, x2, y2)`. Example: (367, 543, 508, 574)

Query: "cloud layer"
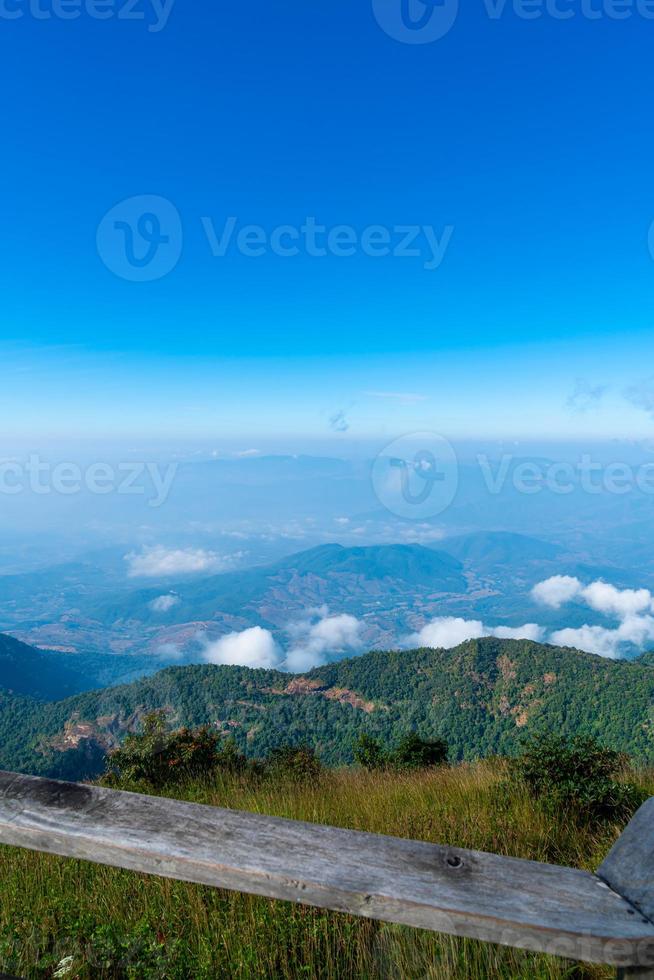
(406, 576, 654, 660)
(126, 546, 238, 578)
(149, 594, 180, 613)
(408, 618, 543, 650)
(285, 610, 363, 672)
(203, 626, 281, 669)
(532, 575, 654, 658)
(200, 609, 364, 673)
(147, 564, 654, 668)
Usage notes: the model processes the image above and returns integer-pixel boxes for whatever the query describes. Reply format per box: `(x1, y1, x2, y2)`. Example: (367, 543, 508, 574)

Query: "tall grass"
(0, 760, 650, 979)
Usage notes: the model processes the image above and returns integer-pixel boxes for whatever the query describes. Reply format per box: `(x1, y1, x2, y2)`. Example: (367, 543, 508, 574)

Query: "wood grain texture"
(599, 798, 654, 927)
(0, 771, 653, 967)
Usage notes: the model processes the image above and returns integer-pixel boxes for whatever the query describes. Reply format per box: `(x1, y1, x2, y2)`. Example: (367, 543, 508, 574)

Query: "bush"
(511, 733, 644, 821)
(264, 744, 323, 782)
(105, 711, 246, 788)
(353, 733, 387, 770)
(392, 733, 449, 770)
(353, 733, 449, 771)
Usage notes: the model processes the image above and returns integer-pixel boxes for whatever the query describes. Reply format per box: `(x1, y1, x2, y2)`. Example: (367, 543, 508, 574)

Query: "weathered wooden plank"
(0, 771, 652, 967)
(599, 798, 654, 931)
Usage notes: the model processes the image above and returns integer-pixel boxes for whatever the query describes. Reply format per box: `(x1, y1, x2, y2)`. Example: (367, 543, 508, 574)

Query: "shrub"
(353, 733, 449, 771)
(511, 733, 644, 821)
(264, 744, 323, 782)
(105, 711, 246, 788)
(391, 733, 449, 770)
(353, 733, 388, 770)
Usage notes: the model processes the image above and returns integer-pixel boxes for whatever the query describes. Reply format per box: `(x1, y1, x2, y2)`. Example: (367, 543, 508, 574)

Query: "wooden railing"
(0, 770, 652, 978)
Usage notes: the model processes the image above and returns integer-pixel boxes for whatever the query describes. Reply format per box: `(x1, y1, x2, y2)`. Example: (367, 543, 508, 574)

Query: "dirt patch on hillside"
(497, 655, 517, 681)
(266, 677, 377, 712)
(323, 687, 375, 713)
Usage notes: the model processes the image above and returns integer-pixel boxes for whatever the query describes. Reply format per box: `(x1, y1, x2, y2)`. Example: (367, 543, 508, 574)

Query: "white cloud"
(550, 625, 621, 659)
(566, 379, 608, 414)
(492, 623, 545, 642)
(533, 574, 654, 618)
(410, 617, 486, 649)
(284, 611, 364, 672)
(534, 573, 654, 658)
(156, 642, 184, 660)
(580, 581, 653, 618)
(549, 617, 654, 660)
(408, 617, 544, 650)
(532, 575, 582, 608)
(126, 546, 238, 578)
(203, 626, 281, 669)
(149, 594, 180, 613)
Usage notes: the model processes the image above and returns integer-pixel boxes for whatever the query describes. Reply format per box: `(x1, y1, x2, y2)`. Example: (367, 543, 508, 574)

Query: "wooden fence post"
(598, 798, 654, 980)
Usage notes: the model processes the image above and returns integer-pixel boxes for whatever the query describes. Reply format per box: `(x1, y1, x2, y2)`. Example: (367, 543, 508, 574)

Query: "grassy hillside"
(0, 758, 650, 978)
(4, 637, 654, 780)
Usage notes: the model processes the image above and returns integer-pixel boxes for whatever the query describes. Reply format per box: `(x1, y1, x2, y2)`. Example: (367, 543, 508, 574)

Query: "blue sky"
(2, 1, 654, 441)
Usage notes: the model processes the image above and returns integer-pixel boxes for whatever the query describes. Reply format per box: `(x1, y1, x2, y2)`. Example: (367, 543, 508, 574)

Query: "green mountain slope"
(3, 637, 654, 781)
(0, 633, 92, 700)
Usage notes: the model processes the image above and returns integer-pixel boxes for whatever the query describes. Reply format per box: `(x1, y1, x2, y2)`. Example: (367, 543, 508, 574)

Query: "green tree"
(353, 734, 387, 770)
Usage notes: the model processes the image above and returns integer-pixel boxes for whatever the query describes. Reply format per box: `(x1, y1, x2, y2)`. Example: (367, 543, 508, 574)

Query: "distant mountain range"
(2, 636, 653, 782)
(1, 534, 644, 664)
(95, 542, 466, 625)
(441, 530, 564, 567)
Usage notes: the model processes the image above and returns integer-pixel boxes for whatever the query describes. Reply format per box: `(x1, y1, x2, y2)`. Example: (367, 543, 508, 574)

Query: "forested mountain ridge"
(0, 633, 92, 700)
(2, 637, 654, 781)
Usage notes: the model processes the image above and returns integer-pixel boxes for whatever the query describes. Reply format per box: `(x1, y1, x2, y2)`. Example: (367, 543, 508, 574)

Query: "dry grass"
(0, 760, 650, 978)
